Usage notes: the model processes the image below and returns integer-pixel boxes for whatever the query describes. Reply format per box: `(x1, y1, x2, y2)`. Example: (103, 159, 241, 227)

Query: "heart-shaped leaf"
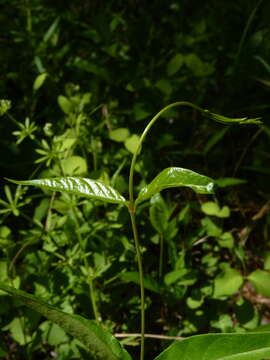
(6, 177, 127, 205)
(154, 332, 270, 360)
(136, 167, 214, 205)
(0, 283, 131, 360)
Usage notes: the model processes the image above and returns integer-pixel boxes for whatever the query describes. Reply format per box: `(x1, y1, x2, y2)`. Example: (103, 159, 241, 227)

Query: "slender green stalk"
(129, 209, 145, 360)
(127, 100, 260, 360)
(88, 272, 99, 322)
(128, 101, 204, 360)
(159, 233, 164, 279)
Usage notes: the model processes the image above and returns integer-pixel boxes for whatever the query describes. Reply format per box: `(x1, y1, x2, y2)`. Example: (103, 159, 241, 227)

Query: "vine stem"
(128, 101, 203, 203)
(129, 209, 145, 360)
(128, 101, 203, 360)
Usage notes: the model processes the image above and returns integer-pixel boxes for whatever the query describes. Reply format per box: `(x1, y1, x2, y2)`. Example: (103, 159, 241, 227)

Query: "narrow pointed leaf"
(0, 283, 132, 360)
(154, 332, 270, 360)
(136, 167, 214, 205)
(203, 109, 262, 125)
(6, 177, 127, 205)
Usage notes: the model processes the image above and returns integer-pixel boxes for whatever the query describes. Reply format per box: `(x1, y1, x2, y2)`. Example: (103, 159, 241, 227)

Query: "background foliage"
(0, 0, 270, 358)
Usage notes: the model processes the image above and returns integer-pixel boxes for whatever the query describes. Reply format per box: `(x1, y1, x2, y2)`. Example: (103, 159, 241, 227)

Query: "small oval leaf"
(136, 167, 214, 205)
(109, 128, 130, 142)
(213, 267, 243, 299)
(58, 95, 73, 114)
(154, 332, 270, 360)
(33, 73, 47, 91)
(6, 177, 127, 205)
(0, 283, 131, 360)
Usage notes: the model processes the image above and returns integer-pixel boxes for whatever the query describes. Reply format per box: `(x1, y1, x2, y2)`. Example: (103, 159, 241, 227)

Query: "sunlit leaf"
(154, 332, 270, 360)
(136, 167, 214, 205)
(0, 283, 131, 360)
(201, 201, 230, 218)
(6, 177, 127, 205)
(109, 128, 130, 142)
(58, 95, 73, 114)
(33, 73, 47, 91)
(248, 270, 270, 297)
(213, 267, 243, 298)
(124, 135, 140, 154)
(60, 156, 87, 175)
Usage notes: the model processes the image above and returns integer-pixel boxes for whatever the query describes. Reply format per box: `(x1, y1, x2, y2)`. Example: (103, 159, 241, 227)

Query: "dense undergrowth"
(0, 0, 270, 359)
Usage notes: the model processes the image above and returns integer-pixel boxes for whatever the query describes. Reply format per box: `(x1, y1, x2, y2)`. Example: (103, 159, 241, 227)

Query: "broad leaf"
(0, 283, 131, 360)
(248, 270, 270, 297)
(6, 177, 127, 205)
(136, 167, 214, 205)
(109, 128, 130, 142)
(154, 332, 270, 360)
(213, 267, 243, 298)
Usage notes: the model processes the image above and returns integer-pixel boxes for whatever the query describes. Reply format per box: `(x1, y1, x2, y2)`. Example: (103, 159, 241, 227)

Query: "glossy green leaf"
(136, 167, 214, 205)
(0, 283, 131, 360)
(154, 332, 270, 360)
(248, 270, 270, 297)
(6, 177, 127, 205)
